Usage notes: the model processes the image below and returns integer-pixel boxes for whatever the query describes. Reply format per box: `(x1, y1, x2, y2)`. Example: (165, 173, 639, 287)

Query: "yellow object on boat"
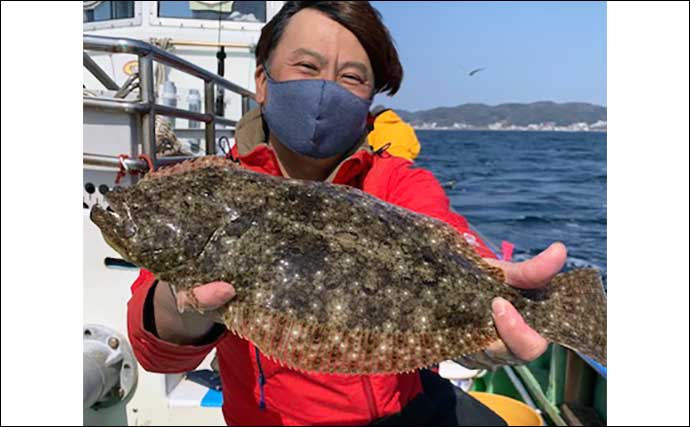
(469, 391, 544, 426)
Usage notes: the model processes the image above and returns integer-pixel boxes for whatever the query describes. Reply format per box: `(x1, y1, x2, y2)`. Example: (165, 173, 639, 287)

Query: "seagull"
(460, 65, 487, 77)
(468, 67, 486, 76)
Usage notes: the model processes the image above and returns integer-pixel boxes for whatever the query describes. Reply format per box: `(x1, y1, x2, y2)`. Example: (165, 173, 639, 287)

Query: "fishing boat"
(82, 2, 606, 425)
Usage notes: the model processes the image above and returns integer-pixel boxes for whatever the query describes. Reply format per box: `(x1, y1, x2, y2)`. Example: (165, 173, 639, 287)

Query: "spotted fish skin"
(91, 156, 607, 374)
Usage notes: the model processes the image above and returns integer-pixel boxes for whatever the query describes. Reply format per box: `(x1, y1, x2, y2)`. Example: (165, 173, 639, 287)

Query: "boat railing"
(83, 34, 255, 173)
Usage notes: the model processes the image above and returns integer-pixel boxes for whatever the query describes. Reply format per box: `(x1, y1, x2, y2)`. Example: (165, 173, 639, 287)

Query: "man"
(128, 2, 564, 425)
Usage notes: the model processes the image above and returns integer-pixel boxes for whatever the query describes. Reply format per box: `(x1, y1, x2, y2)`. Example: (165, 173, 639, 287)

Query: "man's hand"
(174, 281, 237, 319)
(153, 281, 236, 345)
(457, 242, 567, 369)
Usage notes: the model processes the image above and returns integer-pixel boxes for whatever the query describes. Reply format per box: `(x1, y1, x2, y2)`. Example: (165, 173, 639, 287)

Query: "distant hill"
(393, 101, 606, 127)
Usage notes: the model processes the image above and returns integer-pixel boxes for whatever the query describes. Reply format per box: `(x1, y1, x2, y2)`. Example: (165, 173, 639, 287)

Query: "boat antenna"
(215, 2, 226, 116)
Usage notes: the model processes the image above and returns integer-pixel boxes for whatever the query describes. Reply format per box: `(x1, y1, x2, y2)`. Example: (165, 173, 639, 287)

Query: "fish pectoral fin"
(477, 261, 506, 283)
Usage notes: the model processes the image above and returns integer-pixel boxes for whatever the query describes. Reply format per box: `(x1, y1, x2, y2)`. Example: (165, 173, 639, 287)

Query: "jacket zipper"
(361, 377, 380, 422)
(254, 346, 266, 410)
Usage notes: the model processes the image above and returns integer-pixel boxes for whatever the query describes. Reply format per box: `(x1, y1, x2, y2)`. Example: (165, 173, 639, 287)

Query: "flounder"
(91, 156, 607, 374)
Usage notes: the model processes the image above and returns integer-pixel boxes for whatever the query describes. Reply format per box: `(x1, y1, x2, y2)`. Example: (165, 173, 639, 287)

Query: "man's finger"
(484, 242, 567, 289)
(176, 282, 235, 312)
(492, 297, 548, 361)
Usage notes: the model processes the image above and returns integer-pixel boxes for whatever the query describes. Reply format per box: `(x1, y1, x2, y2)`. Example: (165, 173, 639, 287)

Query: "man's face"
(255, 8, 374, 104)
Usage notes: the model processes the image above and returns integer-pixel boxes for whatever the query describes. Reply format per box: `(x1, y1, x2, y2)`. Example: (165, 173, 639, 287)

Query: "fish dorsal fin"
(142, 156, 237, 182)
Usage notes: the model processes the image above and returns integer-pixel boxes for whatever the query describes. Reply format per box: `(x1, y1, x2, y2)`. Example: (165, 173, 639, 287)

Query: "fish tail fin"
(525, 268, 607, 365)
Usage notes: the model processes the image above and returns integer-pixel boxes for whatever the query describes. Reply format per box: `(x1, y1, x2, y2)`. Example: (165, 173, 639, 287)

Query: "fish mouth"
(90, 204, 110, 229)
(90, 204, 126, 228)
(90, 204, 137, 256)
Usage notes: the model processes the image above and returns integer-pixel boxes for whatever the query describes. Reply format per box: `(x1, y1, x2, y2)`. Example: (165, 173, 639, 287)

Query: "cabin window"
(83, 1, 135, 23)
(158, 1, 266, 23)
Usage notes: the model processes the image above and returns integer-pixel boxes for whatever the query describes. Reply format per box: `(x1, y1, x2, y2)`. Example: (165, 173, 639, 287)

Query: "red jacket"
(127, 110, 497, 426)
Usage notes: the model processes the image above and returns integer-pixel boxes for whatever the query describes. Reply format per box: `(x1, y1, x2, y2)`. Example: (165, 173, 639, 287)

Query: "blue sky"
(370, 1, 606, 111)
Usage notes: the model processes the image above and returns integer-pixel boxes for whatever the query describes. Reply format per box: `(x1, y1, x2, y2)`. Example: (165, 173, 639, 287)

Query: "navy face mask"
(261, 70, 373, 159)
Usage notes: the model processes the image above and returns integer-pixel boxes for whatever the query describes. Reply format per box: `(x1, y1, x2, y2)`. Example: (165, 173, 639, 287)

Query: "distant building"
(590, 120, 607, 130)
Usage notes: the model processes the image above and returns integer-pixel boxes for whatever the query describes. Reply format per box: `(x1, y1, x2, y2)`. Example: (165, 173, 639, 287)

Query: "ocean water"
(415, 130, 607, 285)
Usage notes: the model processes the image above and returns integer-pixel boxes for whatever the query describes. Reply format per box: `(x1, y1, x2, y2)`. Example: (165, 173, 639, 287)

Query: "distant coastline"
(412, 121, 607, 133)
(394, 101, 607, 133)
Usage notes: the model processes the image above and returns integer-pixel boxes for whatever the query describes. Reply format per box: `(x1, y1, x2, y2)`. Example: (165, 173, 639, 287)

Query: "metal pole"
(241, 95, 251, 116)
(83, 52, 119, 90)
(83, 98, 214, 123)
(139, 53, 157, 166)
(114, 74, 138, 99)
(84, 35, 256, 100)
(514, 365, 568, 426)
(83, 153, 149, 172)
(83, 153, 196, 171)
(204, 80, 216, 155)
(503, 366, 539, 409)
(83, 97, 148, 114)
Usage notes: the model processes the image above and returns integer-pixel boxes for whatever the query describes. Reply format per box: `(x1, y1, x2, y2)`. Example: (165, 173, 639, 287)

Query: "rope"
(114, 154, 154, 184)
(218, 136, 234, 161)
(144, 40, 189, 159)
(155, 115, 185, 156)
(149, 37, 175, 98)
